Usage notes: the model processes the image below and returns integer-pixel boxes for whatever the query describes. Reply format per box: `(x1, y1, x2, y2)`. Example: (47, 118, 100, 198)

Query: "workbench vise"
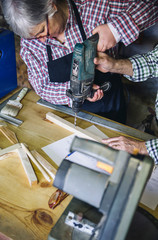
(49, 137, 154, 240)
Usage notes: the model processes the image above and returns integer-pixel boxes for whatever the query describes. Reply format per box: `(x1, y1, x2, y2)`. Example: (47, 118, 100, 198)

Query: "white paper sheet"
(42, 125, 108, 167)
(140, 166, 158, 210)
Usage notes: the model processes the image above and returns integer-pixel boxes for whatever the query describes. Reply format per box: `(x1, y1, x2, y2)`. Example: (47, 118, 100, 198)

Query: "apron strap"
(46, 0, 87, 62)
(46, 45, 52, 62)
(69, 0, 87, 41)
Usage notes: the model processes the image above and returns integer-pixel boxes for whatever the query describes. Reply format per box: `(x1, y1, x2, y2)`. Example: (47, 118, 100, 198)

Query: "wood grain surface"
(0, 89, 157, 239)
(0, 90, 75, 240)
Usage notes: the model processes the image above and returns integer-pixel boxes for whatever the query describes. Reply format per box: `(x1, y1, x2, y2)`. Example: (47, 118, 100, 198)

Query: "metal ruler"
(0, 90, 23, 126)
(37, 98, 156, 141)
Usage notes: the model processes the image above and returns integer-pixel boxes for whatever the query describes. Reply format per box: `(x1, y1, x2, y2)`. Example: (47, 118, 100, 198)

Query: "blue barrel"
(0, 29, 17, 98)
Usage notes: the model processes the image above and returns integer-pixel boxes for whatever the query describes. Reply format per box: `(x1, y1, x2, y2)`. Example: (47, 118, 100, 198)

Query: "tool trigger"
(100, 82, 111, 92)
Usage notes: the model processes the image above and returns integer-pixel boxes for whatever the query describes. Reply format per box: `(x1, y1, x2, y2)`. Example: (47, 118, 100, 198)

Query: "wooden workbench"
(0, 89, 157, 240)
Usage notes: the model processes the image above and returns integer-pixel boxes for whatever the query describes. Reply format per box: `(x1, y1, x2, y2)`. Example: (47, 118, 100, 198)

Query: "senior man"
(94, 45, 158, 164)
(1, 0, 158, 123)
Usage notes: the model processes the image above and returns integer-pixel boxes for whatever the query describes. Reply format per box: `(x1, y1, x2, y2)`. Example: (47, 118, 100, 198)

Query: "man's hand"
(94, 52, 116, 73)
(94, 52, 133, 76)
(87, 84, 103, 102)
(102, 136, 148, 155)
(92, 24, 117, 52)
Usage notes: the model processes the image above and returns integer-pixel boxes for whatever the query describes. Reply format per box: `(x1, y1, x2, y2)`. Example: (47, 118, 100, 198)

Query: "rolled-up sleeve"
(124, 45, 158, 82)
(108, 0, 158, 46)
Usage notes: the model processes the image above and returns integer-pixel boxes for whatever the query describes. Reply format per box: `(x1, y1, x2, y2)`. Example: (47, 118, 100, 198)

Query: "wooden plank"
(0, 144, 37, 186)
(17, 148, 38, 186)
(0, 143, 21, 156)
(0, 122, 18, 144)
(39, 99, 155, 141)
(46, 112, 102, 142)
(31, 150, 56, 180)
(0, 150, 56, 240)
(0, 152, 16, 161)
(0, 127, 18, 144)
(0, 90, 157, 240)
(21, 143, 51, 182)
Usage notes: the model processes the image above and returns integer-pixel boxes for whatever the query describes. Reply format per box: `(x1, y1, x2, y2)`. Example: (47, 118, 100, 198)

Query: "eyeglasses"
(26, 14, 50, 41)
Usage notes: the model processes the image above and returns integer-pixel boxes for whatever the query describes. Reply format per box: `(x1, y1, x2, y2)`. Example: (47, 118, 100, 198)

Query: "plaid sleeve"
(145, 139, 158, 165)
(108, 0, 158, 46)
(20, 46, 72, 107)
(124, 45, 158, 82)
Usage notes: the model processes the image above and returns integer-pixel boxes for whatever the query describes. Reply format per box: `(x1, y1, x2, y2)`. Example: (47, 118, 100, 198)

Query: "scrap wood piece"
(21, 143, 51, 182)
(31, 150, 56, 180)
(17, 148, 38, 186)
(46, 112, 102, 142)
(0, 122, 18, 144)
(0, 143, 21, 156)
(0, 143, 37, 186)
(0, 152, 16, 161)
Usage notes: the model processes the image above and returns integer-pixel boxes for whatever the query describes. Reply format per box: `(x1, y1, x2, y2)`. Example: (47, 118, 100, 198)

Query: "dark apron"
(46, 0, 126, 124)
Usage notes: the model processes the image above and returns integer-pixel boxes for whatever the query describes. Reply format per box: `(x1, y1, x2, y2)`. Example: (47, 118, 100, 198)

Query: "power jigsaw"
(66, 33, 111, 126)
(48, 137, 154, 240)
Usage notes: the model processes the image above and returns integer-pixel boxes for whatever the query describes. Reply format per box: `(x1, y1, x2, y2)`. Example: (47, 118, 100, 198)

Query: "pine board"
(0, 89, 157, 239)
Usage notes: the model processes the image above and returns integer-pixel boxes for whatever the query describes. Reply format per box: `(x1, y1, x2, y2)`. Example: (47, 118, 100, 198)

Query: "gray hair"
(0, 0, 57, 38)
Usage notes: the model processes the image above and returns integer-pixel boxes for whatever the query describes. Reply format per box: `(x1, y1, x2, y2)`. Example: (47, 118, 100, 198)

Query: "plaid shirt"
(20, 0, 158, 106)
(125, 45, 158, 164)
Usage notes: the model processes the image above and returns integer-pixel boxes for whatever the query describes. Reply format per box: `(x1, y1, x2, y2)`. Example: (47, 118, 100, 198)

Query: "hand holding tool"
(66, 34, 111, 126)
